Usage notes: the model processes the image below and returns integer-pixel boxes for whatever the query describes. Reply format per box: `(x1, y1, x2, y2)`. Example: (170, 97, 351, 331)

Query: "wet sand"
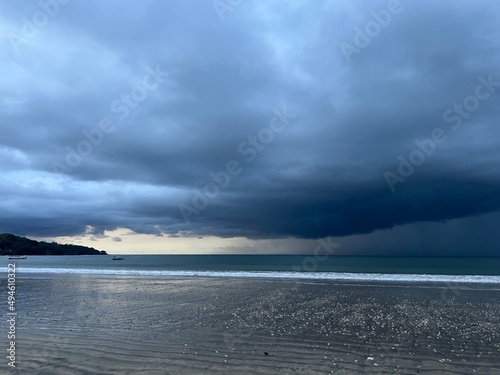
(2, 274, 500, 374)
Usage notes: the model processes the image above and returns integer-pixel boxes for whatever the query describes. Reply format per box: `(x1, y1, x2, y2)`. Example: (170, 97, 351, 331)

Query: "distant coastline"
(0, 233, 107, 256)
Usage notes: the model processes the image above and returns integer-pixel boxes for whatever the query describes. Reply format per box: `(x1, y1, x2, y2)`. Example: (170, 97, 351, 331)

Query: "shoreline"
(9, 268, 500, 287)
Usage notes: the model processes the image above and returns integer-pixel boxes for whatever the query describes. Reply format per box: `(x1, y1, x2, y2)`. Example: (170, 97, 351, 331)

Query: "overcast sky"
(1, 0, 499, 255)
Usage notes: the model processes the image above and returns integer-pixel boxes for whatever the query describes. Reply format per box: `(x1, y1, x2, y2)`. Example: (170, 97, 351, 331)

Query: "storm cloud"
(1, 0, 500, 254)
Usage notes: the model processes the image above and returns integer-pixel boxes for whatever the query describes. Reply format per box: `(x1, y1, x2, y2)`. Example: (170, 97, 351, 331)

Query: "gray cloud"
(1, 0, 500, 254)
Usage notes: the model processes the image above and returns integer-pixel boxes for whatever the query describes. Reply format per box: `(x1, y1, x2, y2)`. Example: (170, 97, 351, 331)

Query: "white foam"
(8, 267, 500, 284)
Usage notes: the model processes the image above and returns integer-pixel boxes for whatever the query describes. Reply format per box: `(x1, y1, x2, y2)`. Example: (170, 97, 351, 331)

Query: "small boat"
(8, 256, 27, 259)
(112, 256, 124, 260)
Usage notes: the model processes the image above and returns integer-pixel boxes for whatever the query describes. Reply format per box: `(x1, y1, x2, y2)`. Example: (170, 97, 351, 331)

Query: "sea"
(2, 255, 500, 284)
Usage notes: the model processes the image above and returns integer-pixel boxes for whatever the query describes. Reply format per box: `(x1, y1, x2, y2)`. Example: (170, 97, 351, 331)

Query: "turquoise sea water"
(2, 255, 500, 283)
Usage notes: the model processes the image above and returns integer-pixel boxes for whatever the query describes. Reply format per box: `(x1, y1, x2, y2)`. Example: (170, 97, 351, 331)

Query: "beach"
(3, 274, 500, 374)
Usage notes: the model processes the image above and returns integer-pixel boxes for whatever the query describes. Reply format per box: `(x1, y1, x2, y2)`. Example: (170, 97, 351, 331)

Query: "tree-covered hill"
(0, 233, 107, 256)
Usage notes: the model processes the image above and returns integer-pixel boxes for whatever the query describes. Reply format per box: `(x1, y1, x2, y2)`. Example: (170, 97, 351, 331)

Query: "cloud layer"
(1, 0, 500, 254)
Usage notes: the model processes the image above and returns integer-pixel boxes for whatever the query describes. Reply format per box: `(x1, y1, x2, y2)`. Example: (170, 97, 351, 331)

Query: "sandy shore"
(1, 274, 500, 374)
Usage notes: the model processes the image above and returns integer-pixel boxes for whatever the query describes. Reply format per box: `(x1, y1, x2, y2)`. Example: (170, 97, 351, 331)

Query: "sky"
(1, 0, 500, 255)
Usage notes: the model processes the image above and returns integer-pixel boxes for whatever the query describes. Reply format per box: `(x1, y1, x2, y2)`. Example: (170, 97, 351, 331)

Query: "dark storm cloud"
(1, 0, 500, 254)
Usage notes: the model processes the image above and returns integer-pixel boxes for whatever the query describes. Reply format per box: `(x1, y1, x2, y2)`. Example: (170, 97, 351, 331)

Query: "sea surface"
(2, 255, 500, 284)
